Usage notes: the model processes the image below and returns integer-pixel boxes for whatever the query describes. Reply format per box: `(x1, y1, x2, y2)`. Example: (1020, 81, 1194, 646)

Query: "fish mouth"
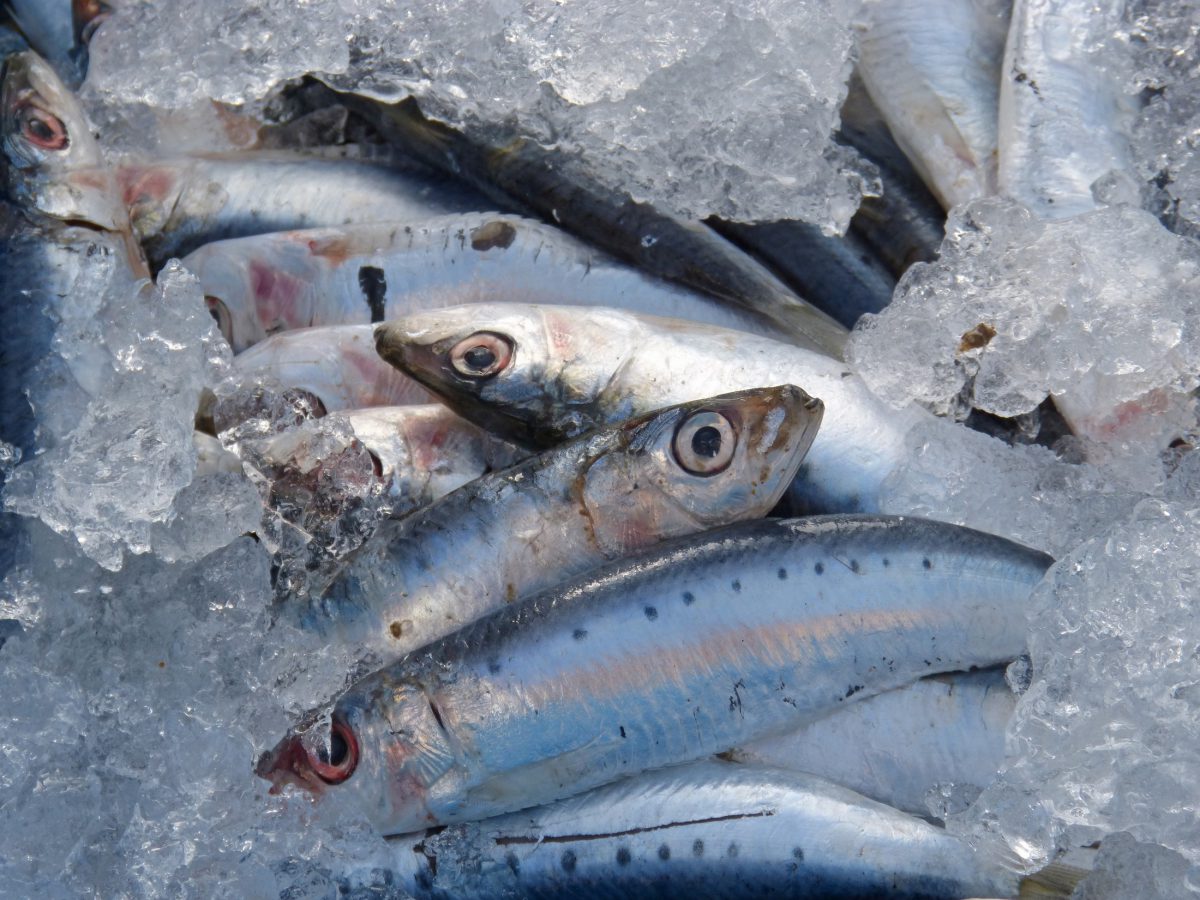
(255, 719, 359, 796)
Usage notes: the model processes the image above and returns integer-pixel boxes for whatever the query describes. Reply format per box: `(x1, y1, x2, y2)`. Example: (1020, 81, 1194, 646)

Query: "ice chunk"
(952, 500, 1200, 867)
(83, 0, 868, 231)
(4, 262, 234, 569)
(1071, 832, 1197, 900)
(848, 198, 1200, 461)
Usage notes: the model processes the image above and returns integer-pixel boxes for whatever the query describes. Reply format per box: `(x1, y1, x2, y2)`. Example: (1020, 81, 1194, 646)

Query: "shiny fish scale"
(310, 515, 1050, 833)
(368, 762, 1020, 899)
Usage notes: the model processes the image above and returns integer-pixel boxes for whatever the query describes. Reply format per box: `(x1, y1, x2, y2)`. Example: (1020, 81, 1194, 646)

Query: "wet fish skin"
(117, 152, 491, 267)
(311, 385, 821, 668)
(857, 0, 1010, 210)
(368, 761, 1021, 900)
(998, 0, 1134, 219)
(227, 325, 436, 415)
(1, 0, 103, 88)
(1, 44, 128, 231)
(375, 303, 925, 513)
(730, 668, 1015, 818)
(259, 515, 1051, 834)
(185, 214, 788, 354)
(334, 94, 850, 358)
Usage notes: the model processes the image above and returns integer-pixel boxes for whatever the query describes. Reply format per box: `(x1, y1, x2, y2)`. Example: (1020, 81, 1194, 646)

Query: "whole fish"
(729, 668, 1015, 818)
(116, 152, 491, 266)
(857, 0, 1010, 210)
(225, 325, 434, 416)
(258, 516, 1051, 833)
(364, 761, 1026, 899)
(332, 93, 850, 359)
(185, 215, 788, 353)
(374, 304, 927, 513)
(310, 385, 821, 669)
(998, 0, 1134, 219)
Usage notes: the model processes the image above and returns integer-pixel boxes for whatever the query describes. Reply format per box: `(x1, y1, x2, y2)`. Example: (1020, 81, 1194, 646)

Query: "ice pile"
(82, 0, 868, 230)
(950, 499, 1200, 878)
(1124, 0, 1200, 239)
(2, 252, 259, 571)
(848, 198, 1200, 462)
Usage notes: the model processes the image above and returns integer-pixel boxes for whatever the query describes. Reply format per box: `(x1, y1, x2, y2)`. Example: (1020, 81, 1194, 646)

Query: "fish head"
(181, 243, 271, 351)
(579, 385, 823, 550)
(0, 46, 124, 227)
(375, 304, 640, 448)
(257, 677, 461, 833)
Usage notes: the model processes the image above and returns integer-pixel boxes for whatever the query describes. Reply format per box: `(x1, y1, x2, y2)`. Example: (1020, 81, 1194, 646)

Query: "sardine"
(1, 0, 108, 88)
(226, 325, 434, 415)
(374, 304, 927, 513)
(998, 0, 1135, 219)
(116, 152, 491, 266)
(332, 94, 850, 359)
(730, 668, 1015, 818)
(258, 515, 1051, 833)
(311, 385, 821, 669)
(857, 0, 1010, 210)
(185, 215, 790, 353)
(367, 761, 1024, 899)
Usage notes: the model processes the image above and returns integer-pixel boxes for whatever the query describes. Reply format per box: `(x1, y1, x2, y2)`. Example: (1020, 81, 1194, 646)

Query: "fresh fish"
(226, 325, 435, 415)
(374, 304, 927, 513)
(857, 0, 1010, 210)
(729, 668, 1015, 818)
(709, 217, 896, 329)
(258, 515, 1051, 833)
(311, 385, 821, 669)
(365, 761, 1024, 899)
(333, 94, 850, 358)
(238, 405, 522, 600)
(998, 0, 1135, 219)
(116, 152, 491, 266)
(837, 73, 946, 277)
(185, 215, 790, 354)
(1, 41, 129, 233)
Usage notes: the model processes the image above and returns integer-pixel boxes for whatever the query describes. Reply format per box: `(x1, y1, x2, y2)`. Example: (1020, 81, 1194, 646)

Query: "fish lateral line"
(492, 808, 777, 845)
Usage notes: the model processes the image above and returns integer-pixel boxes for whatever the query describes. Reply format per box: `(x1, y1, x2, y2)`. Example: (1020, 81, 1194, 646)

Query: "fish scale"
(261, 515, 1051, 835)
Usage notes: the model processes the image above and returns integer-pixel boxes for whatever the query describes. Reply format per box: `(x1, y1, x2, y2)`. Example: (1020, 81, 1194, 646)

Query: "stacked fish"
(3, 2, 1136, 897)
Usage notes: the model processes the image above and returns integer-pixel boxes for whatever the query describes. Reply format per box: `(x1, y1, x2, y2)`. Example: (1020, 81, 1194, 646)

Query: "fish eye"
(673, 410, 737, 476)
(18, 105, 69, 151)
(205, 296, 234, 344)
(309, 719, 358, 785)
(449, 332, 513, 379)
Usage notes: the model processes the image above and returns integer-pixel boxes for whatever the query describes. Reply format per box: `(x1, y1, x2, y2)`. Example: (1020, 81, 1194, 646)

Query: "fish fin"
(1017, 854, 1095, 898)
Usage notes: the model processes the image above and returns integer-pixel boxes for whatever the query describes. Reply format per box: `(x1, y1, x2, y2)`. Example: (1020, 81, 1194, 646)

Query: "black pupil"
(322, 729, 348, 767)
(691, 425, 722, 458)
(208, 306, 221, 324)
(464, 345, 496, 370)
(26, 115, 55, 142)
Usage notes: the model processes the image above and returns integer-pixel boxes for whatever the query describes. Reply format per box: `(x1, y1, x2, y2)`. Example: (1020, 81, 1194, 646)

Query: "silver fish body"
(184, 215, 788, 353)
(368, 761, 1021, 899)
(116, 152, 490, 266)
(259, 515, 1051, 834)
(857, 0, 1010, 209)
(375, 304, 927, 513)
(311, 385, 821, 669)
(227, 325, 435, 414)
(998, 0, 1135, 219)
(731, 668, 1015, 818)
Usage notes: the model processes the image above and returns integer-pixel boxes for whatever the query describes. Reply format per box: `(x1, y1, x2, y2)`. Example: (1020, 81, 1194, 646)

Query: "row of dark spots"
(558, 839, 779, 872)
